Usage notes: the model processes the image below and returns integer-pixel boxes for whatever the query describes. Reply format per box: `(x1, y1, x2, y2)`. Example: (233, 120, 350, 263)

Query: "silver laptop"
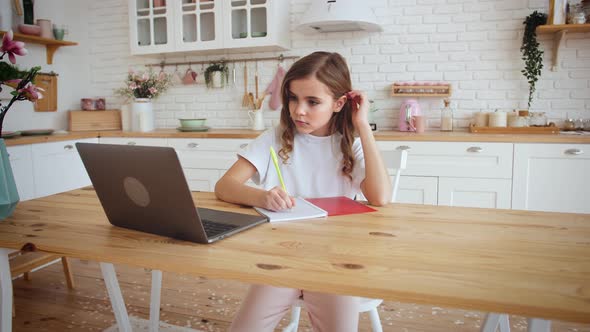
(76, 142, 268, 244)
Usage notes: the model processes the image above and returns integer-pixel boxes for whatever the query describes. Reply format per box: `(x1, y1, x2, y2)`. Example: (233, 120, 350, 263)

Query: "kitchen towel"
(264, 65, 286, 110)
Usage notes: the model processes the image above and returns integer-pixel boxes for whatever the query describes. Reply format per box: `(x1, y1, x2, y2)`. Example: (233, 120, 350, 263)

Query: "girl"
(215, 51, 392, 332)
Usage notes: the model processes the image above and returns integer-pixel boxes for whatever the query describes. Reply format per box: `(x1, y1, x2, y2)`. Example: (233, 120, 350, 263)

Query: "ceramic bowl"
(18, 24, 41, 36)
(179, 118, 207, 127)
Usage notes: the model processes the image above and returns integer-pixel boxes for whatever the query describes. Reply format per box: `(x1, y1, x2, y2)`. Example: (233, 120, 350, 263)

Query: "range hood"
(296, 0, 382, 33)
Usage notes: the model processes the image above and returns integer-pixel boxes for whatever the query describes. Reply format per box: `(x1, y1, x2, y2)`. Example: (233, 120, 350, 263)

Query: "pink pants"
(229, 285, 360, 332)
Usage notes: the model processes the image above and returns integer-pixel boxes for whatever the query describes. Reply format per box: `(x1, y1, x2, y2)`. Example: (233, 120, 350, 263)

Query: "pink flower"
(129, 82, 138, 90)
(148, 87, 157, 94)
(0, 30, 28, 64)
(18, 84, 44, 101)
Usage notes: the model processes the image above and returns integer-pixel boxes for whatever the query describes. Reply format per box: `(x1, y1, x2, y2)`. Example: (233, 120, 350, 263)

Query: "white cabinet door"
(439, 177, 512, 209)
(512, 143, 590, 213)
(32, 138, 98, 198)
(396, 176, 438, 205)
(6, 145, 35, 201)
(174, 0, 223, 51)
(183, 168, 221, 192)
(377, 141, 513, 179)
(129, 0, 176, 54)
(168, 138, 251, 192)
(222, 0, 290, 51)
(99, 137, 168, 147)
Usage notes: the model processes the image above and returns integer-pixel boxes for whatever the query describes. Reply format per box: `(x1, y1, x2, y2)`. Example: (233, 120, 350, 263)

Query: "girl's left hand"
(346, 90, 370, 131)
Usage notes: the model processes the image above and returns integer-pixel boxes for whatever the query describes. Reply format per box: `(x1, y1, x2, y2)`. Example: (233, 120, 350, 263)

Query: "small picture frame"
(549, 0, 567, 24)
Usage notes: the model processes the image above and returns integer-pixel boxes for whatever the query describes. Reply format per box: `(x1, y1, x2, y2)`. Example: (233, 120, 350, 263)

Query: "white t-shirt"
(238, 127, 366, 199)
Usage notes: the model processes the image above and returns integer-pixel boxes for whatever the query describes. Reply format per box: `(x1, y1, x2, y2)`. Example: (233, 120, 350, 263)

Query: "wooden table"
(0, 189, 589, 332)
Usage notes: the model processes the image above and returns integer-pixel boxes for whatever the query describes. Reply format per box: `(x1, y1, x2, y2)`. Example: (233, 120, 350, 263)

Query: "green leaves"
(521, 11, 547, 108)
(0, 62, 29, 82)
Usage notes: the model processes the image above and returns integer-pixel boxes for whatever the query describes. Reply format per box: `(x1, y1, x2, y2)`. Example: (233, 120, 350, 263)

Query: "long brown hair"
(278, 51, 356, 180)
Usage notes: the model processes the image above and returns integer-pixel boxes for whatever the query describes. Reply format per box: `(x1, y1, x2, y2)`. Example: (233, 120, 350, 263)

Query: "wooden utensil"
(14, 0, 23, 16)
(255, 91, 267, 110)
(248, 93, 255, 109)
(242, 63, 250, 107)
(255, 62, 259, 99)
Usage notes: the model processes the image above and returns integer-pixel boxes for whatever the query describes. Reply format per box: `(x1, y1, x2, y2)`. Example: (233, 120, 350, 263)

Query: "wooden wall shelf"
(536, 23, 590, 33)
(0, 31, 77, 64)
(391, 84, 452, 97)
(535, 24, 590, 71)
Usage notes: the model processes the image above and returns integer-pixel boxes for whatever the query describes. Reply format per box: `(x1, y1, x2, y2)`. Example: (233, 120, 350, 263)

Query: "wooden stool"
(9, 251, 75, 317)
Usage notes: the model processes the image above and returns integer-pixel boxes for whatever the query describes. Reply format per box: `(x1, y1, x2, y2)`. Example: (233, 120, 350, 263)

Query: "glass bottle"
(440, 99, 453, 131)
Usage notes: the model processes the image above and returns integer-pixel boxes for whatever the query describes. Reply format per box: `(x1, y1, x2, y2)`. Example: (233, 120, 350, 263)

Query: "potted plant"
(204, 62, 229, 89)
(521, 11, 547, 109)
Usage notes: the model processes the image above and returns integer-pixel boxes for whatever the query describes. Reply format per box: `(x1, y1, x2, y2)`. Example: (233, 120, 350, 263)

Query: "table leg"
(527, 318, 551, 332)
(149, 269, 162, 332)
(481, 313, 511, 332)
(100, 262, 132, 332)
(0, 249, 13, 332)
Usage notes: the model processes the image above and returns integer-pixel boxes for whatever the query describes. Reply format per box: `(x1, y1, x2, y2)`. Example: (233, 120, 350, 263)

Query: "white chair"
(282, 149, 408, 332)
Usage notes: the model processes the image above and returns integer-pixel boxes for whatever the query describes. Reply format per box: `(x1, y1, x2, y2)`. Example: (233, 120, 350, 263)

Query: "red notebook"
(305, 196, 377, 217)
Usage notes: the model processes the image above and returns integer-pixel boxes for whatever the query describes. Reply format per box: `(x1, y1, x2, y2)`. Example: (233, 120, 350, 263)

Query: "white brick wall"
(84, 0, 590, 130)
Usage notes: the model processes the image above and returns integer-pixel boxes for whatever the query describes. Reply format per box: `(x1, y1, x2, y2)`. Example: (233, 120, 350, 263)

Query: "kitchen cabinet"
(128, 0, 289, 55)
(512, 143, 590, 213)
(32, 138, 98, 198)
(397, 176, 438, 205)
(6, 145, 35, 201)
(129, 0, 176, 54)
(98, 137, 168, 147)
(438, 177, 512, 209)
(167, 138, 251, 191)
(377, 141, 513, 209)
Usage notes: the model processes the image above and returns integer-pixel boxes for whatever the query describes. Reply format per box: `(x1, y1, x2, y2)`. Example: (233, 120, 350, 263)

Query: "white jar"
(489, 111, 507, 127)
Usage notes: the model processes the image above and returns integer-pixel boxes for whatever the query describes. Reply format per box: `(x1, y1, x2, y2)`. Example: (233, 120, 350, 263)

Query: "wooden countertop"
(4, 128, 590, 146)
(1, 189, 589, 323)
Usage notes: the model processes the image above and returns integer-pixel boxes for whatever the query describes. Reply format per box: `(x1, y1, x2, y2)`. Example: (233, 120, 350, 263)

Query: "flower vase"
(131, 98, 155, 132)
(0, 139, 19, 220)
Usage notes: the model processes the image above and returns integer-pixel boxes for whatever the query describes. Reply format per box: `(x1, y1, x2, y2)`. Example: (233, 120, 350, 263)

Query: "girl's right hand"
(259, 186, 295, 211)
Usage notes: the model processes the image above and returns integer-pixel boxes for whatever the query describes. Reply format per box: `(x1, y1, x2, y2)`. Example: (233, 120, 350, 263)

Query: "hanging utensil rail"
(146, 54, 299, 68)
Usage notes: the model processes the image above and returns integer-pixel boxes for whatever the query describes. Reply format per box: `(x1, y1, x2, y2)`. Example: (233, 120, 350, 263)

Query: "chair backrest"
(380, 149, 408, 203)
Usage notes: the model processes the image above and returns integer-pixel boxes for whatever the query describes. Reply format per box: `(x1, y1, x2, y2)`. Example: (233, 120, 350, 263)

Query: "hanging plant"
(521, 11, 547, 108)
(204, 62, 229, 89)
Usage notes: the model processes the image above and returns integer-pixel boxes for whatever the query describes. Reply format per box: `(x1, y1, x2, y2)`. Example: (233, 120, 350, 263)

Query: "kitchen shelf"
(0, 31, 78, 64)
(391, 84, 452, 97)
(536, 24, 590, 71)
(469, 123, 560, 135)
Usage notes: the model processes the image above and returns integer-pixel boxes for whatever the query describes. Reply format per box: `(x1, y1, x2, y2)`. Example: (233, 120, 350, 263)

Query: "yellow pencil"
(270, 146, 289, 195)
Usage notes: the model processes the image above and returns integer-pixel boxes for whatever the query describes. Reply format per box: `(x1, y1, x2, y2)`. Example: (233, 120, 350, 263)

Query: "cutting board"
(68, 110, 122, 132)
(33, 72, 58, 112)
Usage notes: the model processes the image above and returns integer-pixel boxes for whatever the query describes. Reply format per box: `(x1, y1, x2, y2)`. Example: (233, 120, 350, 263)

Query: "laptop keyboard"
(202, 219, 239, 238)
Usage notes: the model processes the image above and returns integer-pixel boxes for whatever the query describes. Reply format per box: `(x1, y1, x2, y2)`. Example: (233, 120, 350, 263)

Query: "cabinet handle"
(565, 148, 583, 155)
(127, 141, 136, 145)
(467, 146, 483, 153)
(64, 145, 74, 150)
(396, 145, 411, 151)
(239, 143, 248, 149)
(187, 142, 199, 148)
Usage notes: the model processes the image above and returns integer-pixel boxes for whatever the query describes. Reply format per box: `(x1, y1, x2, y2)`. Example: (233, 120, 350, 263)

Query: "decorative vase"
(131, 98, 155, 132)
(0, 139, 19, 220)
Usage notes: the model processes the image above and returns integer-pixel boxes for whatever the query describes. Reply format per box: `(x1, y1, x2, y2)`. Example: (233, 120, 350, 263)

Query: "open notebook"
(254, 197, 328, 222)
